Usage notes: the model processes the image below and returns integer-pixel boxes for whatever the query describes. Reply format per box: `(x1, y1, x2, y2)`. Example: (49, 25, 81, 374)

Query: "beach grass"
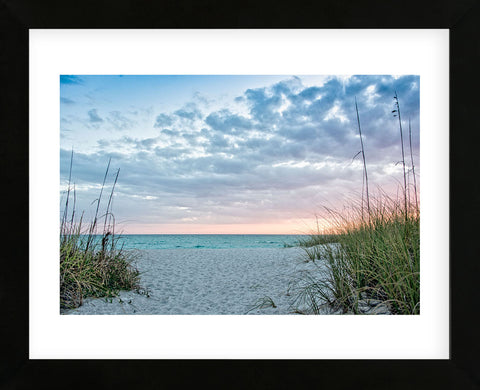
(296, 196, 419, 314)
(60, 154, 140, 310)
(245, 295, 277, 314)
(292, 94, 420, 315)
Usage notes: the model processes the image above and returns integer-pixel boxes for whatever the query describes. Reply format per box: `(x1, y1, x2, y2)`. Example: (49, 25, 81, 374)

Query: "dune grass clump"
(298, 197, 419, 315)
(292, 93, 419, 315)
(60, 155, 140, 310)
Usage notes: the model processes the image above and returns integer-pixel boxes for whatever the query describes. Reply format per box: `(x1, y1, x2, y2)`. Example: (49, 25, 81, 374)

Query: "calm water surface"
(104, 234, 306, 250)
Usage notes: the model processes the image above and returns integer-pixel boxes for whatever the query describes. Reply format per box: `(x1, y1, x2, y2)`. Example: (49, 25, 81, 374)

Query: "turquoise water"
(109, 234, 305, 250)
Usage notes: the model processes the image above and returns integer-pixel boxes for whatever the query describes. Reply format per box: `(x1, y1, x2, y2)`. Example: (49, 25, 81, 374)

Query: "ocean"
(111, 234, 305, 250)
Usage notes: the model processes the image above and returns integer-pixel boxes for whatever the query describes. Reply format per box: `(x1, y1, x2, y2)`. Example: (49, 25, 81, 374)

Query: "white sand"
(64, 247, 335, 315)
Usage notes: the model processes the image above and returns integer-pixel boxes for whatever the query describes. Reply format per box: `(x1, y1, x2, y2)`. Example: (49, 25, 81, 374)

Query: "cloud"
(97, 139, 110, 148)
(60, 75, 83, 85)
(205, 109, 252, 134)
(60, 97, 75, 104)
(160, 129, 180, 137)
(244, 87, 283, 124)
(87, 109, 103, 123)
(139, 137, 159, 148)
(107, 111, 135, 130)
(208, 133, 230, 149)
(154, 113, 173, 128)
(174, 103, 202, 121)
(299, 86, 323, 101)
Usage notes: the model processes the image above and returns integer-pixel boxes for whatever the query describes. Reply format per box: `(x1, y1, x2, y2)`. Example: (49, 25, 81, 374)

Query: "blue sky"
(60, 75, 420, 234)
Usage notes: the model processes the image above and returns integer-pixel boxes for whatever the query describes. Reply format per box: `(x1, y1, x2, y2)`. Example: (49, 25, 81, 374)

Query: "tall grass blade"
(354, 96, 370, 220)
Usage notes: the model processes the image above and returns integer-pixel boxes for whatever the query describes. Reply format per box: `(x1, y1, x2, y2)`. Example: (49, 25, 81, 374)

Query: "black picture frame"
(1, 0, 478, 387)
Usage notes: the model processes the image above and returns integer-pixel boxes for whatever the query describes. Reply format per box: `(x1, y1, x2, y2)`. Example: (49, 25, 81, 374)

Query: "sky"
(60, 75, 420, 234)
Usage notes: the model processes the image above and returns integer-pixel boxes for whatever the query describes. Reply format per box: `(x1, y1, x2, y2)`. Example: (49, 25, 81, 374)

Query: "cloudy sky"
(60, 75, 419, 234)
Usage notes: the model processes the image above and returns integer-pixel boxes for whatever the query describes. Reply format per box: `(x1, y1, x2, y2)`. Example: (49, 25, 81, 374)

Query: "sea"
(108, 234, 306, 250)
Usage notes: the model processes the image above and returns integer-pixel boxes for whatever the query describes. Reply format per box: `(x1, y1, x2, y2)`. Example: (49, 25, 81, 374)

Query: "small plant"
(302, 245, 322, 262)
(245, 296, 277, 314)
(60, 152, 140, 310)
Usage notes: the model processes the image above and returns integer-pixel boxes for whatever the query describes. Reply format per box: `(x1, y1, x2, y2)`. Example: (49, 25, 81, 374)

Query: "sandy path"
(64, 247, 331, 315)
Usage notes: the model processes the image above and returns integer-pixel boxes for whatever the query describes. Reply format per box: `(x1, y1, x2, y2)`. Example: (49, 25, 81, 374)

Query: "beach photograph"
(59, 74, 420, 316)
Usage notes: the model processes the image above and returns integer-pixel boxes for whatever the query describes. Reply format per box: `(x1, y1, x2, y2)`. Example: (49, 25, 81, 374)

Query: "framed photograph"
(31, 29, 446, 358)
(1, 0, 476, 387)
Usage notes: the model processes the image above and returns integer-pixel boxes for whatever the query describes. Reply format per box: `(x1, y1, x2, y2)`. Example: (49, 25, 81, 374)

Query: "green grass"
(295, 196, 419, 315)
(245, 296, 277, 314)
(60, 155, 140, 310)
(291, 94, 419, 315)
